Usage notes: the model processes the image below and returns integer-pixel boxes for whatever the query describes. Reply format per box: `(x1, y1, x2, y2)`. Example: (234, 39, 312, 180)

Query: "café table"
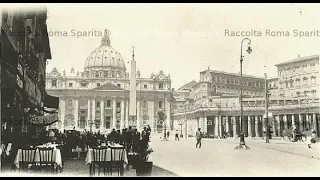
(14, 144, 62, 170)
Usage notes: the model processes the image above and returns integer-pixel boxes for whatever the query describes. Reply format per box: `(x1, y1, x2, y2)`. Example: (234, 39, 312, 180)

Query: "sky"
(34, 3, 320, 89)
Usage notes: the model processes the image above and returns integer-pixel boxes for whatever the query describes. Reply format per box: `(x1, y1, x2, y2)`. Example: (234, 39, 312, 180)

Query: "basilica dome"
(84, 30, 126, 73)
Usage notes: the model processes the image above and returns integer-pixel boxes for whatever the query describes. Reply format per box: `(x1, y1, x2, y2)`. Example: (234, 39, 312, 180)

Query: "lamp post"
(234, 38, 252, 150)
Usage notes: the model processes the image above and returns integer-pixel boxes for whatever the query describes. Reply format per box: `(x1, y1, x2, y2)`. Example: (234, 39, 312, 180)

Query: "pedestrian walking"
(196, 128, 203, 148)
(167, 131, 170, 139)
(175, 129, 180, 141)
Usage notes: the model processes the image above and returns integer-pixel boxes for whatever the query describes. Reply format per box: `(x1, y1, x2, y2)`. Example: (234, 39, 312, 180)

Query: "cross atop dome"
(101, 29, 111, 47)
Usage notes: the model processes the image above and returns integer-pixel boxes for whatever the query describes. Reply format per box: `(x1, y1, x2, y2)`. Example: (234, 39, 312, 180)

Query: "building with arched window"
(46, 30, 173, 133)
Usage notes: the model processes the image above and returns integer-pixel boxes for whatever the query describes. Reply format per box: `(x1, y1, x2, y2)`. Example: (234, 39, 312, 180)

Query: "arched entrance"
(156, 111, 166, 133)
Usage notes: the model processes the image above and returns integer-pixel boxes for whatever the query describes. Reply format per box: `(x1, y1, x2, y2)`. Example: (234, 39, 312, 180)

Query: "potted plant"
(135, 137, 153, 176)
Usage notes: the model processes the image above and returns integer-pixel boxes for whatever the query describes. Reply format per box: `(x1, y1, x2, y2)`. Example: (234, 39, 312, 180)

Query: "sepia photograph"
(0, 3, 319, 177)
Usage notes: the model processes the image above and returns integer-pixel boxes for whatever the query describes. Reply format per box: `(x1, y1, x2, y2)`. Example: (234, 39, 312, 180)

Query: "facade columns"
(74, 99, 79, 129)
(112, 97, 116, 129)
(166, 99, 171, 129)
(120, 98, 125, 129)
(255, 116, 259, 137)
(232, 116, 236, 137)
(100, 99, 104, 129)
(137, 99, 140, 129)
(148, 101, 154, 131)
(60, 99, 66, 131)
(283, 114, 288, 129)
(214, 116, 219, 137)
(125, 98, 129, 128)
(248, 116, 252, 137)
(92, 98, 96, 131)
(87, 98, 91, 130)
(299, 114, 304, 132)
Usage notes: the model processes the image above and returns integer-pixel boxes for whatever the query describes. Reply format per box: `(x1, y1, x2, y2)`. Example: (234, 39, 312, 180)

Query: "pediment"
(92, 82, 125, 91)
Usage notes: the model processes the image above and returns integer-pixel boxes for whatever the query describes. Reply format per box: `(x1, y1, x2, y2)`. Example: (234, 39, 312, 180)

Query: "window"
(52, 80, 57, 87)
(116, 102, 121, 108)
(106, 100, 111, 108)
(96, 102, 100, 107)
(144, 84, 148, 89)
(81, 82, 87, 87)
(117, 84, 121, 87)
(95, 73, 99, 78)
(97, 83, 100, 87)
(69, 83, 73, 87)
(104, 71, 108, 78)
(80, 110, 85, 114)
(159, 101, 163, 108)
(159, 83, 164, 90)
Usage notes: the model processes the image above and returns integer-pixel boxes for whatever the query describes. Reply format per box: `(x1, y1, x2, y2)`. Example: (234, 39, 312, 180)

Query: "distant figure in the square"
(175, 129, 180, 141)
(196, 128, 203, 148)
(167, 131, 170, 139)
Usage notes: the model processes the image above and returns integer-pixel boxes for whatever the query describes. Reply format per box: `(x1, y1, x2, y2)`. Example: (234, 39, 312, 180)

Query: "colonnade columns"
(272, 115, 276, 137)
(299, 114, 304, 132)
(218, 116, 223, 137)
(74, 99, 79, 129)
(232, 116, 236, 137)
(248, 116, 252, 137)
(203, 116, 207, 133)
(214, 116, 219, 137)
(283, 115, 288, 130)
(225, 117, 230, 135)
(120, 98, 125, 130)
(100, 99, 104, 129)
(255, 116, 259, 137)
(306, 114, 310, 130)
(313, 113, 317, 130)
(291, 114, 295, 129)
(275, 115, 281, 137)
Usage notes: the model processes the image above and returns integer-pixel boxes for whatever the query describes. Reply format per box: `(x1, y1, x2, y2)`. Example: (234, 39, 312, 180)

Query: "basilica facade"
(46, 30, 173, 133)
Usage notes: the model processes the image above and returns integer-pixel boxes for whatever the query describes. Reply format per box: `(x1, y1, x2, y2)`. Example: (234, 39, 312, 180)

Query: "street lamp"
(234, 38, 252, 150)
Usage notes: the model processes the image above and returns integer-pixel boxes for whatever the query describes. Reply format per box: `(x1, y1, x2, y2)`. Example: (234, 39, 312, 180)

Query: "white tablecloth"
(85, 147, 128, 168)
(14, 148, 62, 169)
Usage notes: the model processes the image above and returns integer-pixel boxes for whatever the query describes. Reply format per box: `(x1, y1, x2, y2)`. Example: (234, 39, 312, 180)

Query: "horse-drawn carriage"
(282, 129, 306, 142)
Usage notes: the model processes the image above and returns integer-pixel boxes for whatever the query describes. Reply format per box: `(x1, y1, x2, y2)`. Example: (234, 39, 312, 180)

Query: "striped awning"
(28, 113, 59, 126)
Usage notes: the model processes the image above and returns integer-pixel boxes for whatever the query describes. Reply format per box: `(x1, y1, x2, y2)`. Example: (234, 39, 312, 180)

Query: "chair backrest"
(38, 147, 54, 163)
(92, 147, 109, 162)
(21, 148, 37, 163)
(110, 146, 125, 162)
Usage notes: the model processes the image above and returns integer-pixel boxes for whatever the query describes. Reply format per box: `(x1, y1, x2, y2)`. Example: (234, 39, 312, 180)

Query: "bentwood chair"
(19, 147, 37, 172)
(110, 146, 126, 176)
(38, 147, 55, 174)
(91, 147, 110, 176)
